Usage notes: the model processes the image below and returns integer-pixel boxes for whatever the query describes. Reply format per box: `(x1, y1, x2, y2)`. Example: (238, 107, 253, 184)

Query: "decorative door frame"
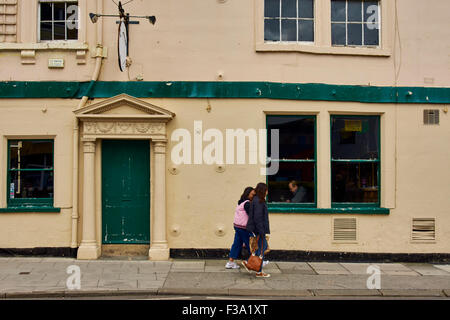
(74, 94, 175, 260)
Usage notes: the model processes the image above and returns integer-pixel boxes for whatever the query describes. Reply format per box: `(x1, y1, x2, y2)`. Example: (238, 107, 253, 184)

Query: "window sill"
(0, 42, 88, 51)
(0, 207, 61, 213)
(256, 42, 391, 57)
(268, 205, 389, 215)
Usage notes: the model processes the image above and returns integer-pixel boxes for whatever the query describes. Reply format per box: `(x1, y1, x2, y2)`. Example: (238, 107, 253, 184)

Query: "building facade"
(0, 0, 449, 260)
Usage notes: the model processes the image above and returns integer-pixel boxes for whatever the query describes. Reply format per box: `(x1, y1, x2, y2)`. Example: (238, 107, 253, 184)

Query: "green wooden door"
(102, 140, 150, 244)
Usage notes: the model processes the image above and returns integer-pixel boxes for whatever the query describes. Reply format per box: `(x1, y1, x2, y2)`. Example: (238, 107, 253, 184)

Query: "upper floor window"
(331, 0, 380, 47)
(264, 0, 315, 43)
(39, 0, 78, 41)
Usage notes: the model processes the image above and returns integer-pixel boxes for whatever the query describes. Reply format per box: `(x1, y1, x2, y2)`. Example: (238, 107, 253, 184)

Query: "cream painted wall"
(0, 98, 448, 252)
(0, 0, 449, 87)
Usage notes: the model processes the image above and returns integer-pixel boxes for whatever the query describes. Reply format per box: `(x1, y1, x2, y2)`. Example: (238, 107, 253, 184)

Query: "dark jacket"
(246, 196, 270, 236)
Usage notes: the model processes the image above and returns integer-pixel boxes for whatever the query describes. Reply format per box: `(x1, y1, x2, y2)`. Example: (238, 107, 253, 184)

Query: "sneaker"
(263, 260, 269, 267)
(241, 260, 251, 273)
(225, 261, 240, 269)
(256, 272, 270, 278)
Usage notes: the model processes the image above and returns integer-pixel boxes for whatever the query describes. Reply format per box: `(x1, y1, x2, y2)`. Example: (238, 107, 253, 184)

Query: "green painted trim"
(0, 81, 449, 103)
(0, 207, 61, 213)
(268, 205, 389, 215)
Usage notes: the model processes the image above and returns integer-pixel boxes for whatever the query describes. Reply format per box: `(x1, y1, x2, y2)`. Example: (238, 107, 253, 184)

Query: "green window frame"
(6, 139, 55, 209)
(266, 114, 317, 211)
(330, 115, 380, 208)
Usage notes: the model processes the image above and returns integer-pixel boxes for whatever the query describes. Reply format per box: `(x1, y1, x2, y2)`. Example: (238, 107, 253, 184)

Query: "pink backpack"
(233, 200, 249, 229)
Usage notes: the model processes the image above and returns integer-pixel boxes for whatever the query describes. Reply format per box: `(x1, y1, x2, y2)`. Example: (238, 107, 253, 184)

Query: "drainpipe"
(71, 0, 104, 250)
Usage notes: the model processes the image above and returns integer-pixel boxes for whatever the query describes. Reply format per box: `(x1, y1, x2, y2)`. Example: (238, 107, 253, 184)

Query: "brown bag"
(246, 254, 262, 272)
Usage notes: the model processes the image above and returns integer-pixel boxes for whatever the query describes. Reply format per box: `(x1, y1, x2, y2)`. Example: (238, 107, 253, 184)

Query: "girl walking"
(225, 187, 255, 269)
(243, 182, 271, 278)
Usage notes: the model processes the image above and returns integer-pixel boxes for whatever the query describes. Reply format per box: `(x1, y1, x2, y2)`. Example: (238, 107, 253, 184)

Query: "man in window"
(288, 180, 307, 203)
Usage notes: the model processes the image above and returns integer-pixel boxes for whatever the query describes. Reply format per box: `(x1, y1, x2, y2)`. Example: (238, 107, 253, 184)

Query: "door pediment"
(74, 94, 175, 120)
(75, 94, 174, 139)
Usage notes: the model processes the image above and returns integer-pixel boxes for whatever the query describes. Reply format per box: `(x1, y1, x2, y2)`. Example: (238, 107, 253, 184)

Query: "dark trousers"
(229, 226, 251, 259)
(254, 234, 268, 272)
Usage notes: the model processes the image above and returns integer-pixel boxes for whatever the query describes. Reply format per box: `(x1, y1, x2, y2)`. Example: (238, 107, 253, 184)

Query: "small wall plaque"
(48, 58, 64, 68)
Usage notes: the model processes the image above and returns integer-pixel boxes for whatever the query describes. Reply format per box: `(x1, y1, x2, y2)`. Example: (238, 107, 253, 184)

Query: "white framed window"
(264, 0, 315, 43)
(331, 0, 380, 47)
(255, 0, 393, 56)
(39, 0, 78, 42)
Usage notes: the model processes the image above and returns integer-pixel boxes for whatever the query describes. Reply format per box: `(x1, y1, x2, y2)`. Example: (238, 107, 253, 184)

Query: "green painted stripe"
(0, 81, 449, 103)
(0, 207, 60, 213)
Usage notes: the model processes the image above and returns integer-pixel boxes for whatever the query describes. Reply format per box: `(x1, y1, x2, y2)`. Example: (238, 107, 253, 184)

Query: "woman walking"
(225, 187, 255, 269)
(244, 182, 271, 278)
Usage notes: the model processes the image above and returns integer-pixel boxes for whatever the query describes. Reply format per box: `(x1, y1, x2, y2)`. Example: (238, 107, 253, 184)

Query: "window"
(267, 115, 316, 206)
(0, 0, 17, 43)
(7, 140, 54, 207)
(331, 116, 380, 206)
(39, 1, 78, 41)
(264, 0, 315, 42)
(331, 0, 380, 47)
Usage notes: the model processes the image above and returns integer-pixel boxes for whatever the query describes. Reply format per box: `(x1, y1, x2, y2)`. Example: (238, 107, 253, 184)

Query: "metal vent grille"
(333, 218, 357, 242)
(423, 109, 439, 125)
(0, 0, 17, 43)
(412, 218, 436, 241)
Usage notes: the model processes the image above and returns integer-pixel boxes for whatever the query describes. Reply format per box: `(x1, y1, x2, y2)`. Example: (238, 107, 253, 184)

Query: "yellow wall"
(2, 97, 447, 253)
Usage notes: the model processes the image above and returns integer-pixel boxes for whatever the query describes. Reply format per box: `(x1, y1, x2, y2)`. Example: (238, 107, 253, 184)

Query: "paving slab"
(138, 280, 166, 289)
(377, 263, 414, 272)
(404, 264, 450, 276)
(102, 266, 139, 274)
(204, 266, 241, 273)
(119, 273, 157, 281)
(98, 280, 138, 289)
(340, 263, 382, 275)
(308, 263, 351, 275)
(171, 260, 205, 270)
(433, 265, 450, 273)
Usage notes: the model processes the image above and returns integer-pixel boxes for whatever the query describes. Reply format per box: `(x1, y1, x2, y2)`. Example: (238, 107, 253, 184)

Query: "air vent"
(412, 218, 436, 241)
(333, 218, 357, 242)
(423, 109, 439, 125)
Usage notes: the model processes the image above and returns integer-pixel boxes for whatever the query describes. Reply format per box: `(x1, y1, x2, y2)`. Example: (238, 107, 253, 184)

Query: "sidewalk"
(1, 257, 450, 298)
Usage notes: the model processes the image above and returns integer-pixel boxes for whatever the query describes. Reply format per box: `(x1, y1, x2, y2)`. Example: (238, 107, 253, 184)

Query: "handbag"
(245, 235, 264, 272)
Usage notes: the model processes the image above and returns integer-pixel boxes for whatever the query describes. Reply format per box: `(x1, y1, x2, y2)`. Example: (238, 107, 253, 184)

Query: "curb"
(1, 288, 449, 299)
(312, 289, 381, 297)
